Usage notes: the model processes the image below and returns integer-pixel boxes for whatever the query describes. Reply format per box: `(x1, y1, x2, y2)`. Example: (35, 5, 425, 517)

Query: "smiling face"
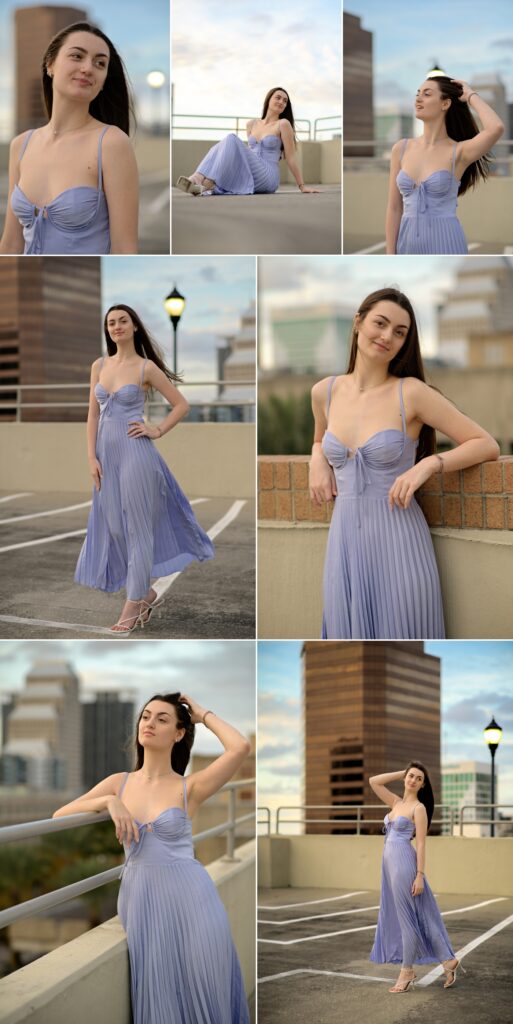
(415, 79, 450, 121)
(355, 300, 411, 364)
(47, 30, 110, 103)
(268, 89, 289, 116)
(404, 765, 425, 794)
(138, 700, 185, 754)
(106, 309, 136, 345)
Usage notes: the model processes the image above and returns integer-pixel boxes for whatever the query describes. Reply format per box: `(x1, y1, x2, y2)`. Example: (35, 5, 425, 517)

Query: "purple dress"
(11, 125, 111, 254)
(194, 133, 281, 195)
(117, 772, 249, 1024)
(321, 376, 445, 639)
(396, 139, 468, 255)
(370, 812, 455, 965)
(75, 357, 214, 601)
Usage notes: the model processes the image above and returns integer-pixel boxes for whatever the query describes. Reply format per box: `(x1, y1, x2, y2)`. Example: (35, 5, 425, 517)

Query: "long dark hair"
(261, 86, 297, 145)
(405, 760, 434, 829)
(427, 76, 492, 195)
(104, 305, 183, 384)
(42, 22, 135, 135)
(346, 287, 435, 462)
(134, 694, 195, 776)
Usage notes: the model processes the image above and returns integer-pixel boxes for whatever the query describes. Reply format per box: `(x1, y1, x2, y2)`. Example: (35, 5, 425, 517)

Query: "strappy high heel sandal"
(176, 176, 202, 196)
(138, 597, 165, 628)
(109, 604, 144, 636)
(443, 958, 466, 988)
(388, 969, 417, 993)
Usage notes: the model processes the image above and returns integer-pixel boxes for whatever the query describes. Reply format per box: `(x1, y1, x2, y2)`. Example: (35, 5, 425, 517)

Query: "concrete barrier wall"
(344, 171, 513, 245)
(0, 423, 255, 499)
(173, 139, 341, 184)
(258, 835, 513, 897)
(0, 840, 256, 1024)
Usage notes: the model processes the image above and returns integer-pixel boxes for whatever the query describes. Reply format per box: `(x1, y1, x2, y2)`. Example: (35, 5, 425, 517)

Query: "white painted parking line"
(259, 968, 391, 985)
(418, 910, 513, 987)
(0, 501, 92, 526)
(0, 493, 33, 504)
(0, 529, 87, 553)
(258, 892, 368, 911)
(259, 905, 380, 925)
(259, 923, 376, 945)
(441, 897, 508, 916)
(0, 615, 112, 636)
(154, 500, 247, 599)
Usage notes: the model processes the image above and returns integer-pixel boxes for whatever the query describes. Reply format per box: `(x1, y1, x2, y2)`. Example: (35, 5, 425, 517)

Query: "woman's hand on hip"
(388, 457, 436, 510)
(89, 458, 103, 491)
(127, 420, 160, 440)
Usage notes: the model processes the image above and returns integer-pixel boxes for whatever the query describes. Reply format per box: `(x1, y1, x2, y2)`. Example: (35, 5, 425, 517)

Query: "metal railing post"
(224, 786, 237, 861)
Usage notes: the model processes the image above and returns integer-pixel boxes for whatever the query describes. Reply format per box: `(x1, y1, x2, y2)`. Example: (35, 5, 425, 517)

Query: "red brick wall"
(258, 456, 513, 530)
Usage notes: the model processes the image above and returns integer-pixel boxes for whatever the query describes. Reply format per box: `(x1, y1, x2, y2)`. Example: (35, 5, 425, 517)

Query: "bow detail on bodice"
(396, 169, 460, 236)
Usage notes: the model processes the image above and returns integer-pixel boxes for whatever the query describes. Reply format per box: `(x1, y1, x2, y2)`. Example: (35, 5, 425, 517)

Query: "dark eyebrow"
(66, 45, 109, 58)
(374, 314, 409, 330)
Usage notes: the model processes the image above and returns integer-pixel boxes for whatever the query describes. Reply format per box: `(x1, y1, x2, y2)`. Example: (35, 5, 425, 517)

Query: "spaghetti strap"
(97, 125, 110, 190)
(19, 129, 35, 163)
(399, 138, 409, 165)
(451, 142, 457, 175)
(139, 357, 148, 386)
(326, 375, 336, 418)
(182, 776, 188, 812)
(118, 771, 129, 798)
(398, 378, 407, 434)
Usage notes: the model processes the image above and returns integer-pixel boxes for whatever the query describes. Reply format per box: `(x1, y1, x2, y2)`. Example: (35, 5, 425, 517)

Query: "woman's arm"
(127, 361, 190, 441)
(53, 770, 140, 845)
(388, 377, 500, 509)
(246, 119, 256, 140)
(102, 127, 139, 254)
(309, 378, 338, 504)
(87, 358, 102, 490)
(385, 140, 404, 255)
(369, 769, 405, 808)
(279, 120, 318, 193)
(0, 133, 27, 254)
(412, 803, 428, 895)
(180, 694, 251, 813)
(452, 80, 505, 169)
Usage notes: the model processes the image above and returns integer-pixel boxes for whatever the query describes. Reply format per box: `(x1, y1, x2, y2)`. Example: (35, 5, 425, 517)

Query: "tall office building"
(268, 303, 354, 373)
(216, 301, 256, 422)
(82, 693, 135, 790)
(302, 642, 441, 835)
(1, 660, 82, 790)
(0, 256, 102, 421)
(343, 13, 374, 158)
(442, 760, 492, 837)
(437, 257, 513, 367)
(15, 5, 87, 134)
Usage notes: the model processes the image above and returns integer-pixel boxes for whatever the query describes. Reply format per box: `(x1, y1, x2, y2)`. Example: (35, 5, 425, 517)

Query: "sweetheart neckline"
(323, 427, 418, 453)
(96, 382, 144, 397)
(133, 806, 190, 827)
(248, 133, 282, 144)
(385, 813, 415, 824)
(397, 169, 461, 188)
(13, 182, 103, 210)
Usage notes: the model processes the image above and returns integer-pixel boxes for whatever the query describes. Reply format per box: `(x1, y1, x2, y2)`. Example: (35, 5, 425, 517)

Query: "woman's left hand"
(450, 79, 473, 102)
(412, 874, 425, 897)
(179, 693, 206, 724)
(127, 420, 160, 439)
(300, 186, 320, 193)
(388, 456, 436, 510)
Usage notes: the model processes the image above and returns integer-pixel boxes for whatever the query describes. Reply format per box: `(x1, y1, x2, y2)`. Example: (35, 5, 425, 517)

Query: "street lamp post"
(164, 286, 186, 377)
(483, 717, 502, 838)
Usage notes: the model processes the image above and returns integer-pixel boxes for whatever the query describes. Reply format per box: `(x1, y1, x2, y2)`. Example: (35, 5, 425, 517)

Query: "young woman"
(53, 692, 251, 1024)
(0, 21, 138, 255)
(386, 76, 504, 255)
(176, 86, 318, 196)
(369, 763, 465, 993)
(309, 287, 499, 639)
(74, 305, 214, 633)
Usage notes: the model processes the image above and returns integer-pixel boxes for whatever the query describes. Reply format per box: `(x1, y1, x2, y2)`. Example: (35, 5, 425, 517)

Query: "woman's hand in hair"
(388, 457, 438, 510)
(450, 79, 472, 103)
(107, 795, 140, 845)
(178, 693, 205, 726)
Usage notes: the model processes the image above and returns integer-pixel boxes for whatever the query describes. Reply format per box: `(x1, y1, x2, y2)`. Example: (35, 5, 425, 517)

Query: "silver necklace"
(357, 377, 389, 392)
(50, 119, 91, 137)
(140, 770, 173, 781)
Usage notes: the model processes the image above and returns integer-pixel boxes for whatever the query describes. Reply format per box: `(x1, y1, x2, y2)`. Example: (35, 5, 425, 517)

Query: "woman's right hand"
(309, 452, 338, 505)
(89, 457, 103, 491)
(107, 795, 140, 845)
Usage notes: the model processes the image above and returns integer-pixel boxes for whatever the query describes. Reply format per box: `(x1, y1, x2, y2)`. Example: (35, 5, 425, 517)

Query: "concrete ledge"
(0, 423, 255, 499)
(258, 834, 513, 896)
(0, 840, 256, 1023)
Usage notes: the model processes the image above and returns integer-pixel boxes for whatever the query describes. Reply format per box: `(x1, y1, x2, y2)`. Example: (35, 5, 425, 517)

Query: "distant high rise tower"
(15, 5, 87, 134)
(302, 642, 441, 834)
(437, 257, 513, 368)
(343, 13, 374, 158)
(1, 659, 82, 789)
(82, 693, 135, 790)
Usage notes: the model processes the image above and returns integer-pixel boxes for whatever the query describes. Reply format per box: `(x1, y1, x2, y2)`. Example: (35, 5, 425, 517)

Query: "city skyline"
(258, 641, 513, 823)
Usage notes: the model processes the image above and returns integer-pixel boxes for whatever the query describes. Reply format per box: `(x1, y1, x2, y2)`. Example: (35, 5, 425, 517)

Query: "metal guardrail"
(343, 137, 513, 173)
(0, 381, 256, 421)
(314, 116, 342, 139)
(258, 806, 271, 835)
(459, 803, 513, 836)
(0, 778, 255, 930)
(172, 113, 312, 140)
(257, 802, 513, 835)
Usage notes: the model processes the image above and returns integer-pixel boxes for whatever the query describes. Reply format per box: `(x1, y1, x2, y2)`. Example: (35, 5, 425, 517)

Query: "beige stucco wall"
(0, 423, 255, 498)
(258, 835, 513, 896)
(0, 840, 255, 1024)
(173, 139, 341, 184)
(344, 171, 513, 245)
(257, 521, 513, 639)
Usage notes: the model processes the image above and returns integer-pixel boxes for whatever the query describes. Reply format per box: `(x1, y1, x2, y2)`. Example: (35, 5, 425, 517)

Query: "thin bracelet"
(416, 870, 425, 876)
(155, 426, 161, 438)
(467, 91, 478, 104)
(202, 709, 214, 726)
(433, 453, 445, 472)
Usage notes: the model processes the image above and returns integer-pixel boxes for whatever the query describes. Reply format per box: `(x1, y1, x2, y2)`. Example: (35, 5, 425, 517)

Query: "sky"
(172, 0, 341, 140)
(0, 0, 170, 141)
(258, 640, 513, 828)
(346, 0, 513, 109)
(258, 254, 483, 367)
(0, 639, 255, 759)
(102, 256, 255, 397)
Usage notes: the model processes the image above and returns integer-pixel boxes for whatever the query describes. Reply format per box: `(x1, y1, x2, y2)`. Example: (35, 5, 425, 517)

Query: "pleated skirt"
(370, 842, 455, 965)
(397, 214, 468, 254)
(117, 860, 250, 1024)
(196, 134, 280, 195)
(321, 496, 445, 639)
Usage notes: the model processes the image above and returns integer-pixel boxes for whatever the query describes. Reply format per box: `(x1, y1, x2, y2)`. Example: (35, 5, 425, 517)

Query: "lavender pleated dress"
(75, 357, 214, 601)
(396, 139, 468, 255)
(117, 773, 249, 1024)
(370, 812, 455, 966)
(11, 125, 111, 254)
(321, 376, 445, 639)
(195, 133, 281, 195)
